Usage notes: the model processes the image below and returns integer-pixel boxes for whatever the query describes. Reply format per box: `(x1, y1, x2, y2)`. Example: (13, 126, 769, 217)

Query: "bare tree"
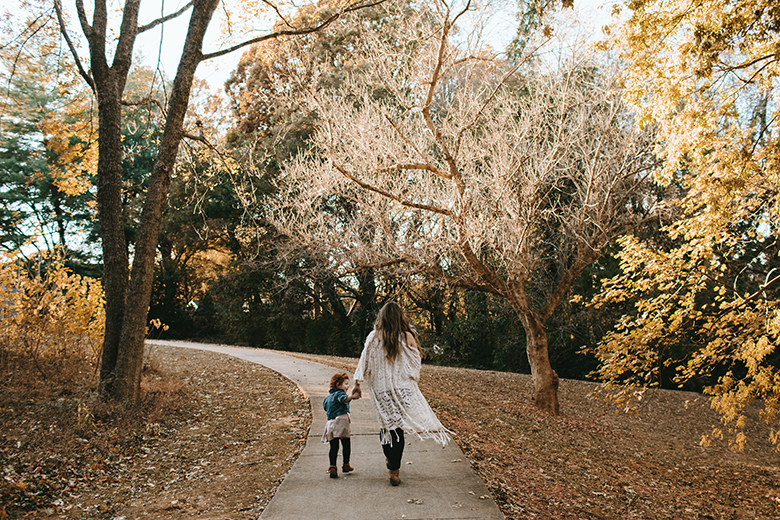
(268, 0, 658, 414)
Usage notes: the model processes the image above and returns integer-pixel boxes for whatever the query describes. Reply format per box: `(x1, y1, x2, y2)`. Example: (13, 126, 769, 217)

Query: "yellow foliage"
(590, 0, 780, 449)
(0, 9, 98, 199)
(0, 250, 105, 382)
(36, 94, 98, 198)
(146, 318, 170, 336)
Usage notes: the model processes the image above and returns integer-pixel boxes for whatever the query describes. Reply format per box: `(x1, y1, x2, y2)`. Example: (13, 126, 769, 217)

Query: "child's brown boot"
(327, 465, 338, 479)
(389, 469, 401, 486)
(342, 464, 354, 473)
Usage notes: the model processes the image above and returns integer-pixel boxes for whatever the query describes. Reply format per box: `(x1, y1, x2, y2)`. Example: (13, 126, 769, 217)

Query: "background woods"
(2, 0, 389, 405)
(0, 0, 778, 462)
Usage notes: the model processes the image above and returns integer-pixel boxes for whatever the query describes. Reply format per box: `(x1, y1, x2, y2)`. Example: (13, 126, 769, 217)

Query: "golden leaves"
(0, 250, 105, 376)
(589, 0, 780, 450)
(39, 113, 98, 197)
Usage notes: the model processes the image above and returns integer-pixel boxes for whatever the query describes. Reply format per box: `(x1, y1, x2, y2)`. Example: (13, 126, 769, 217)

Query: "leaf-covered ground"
(289, 352, 780, 520)
(1, 345, 310, 519)
(3, 344, 779, 519)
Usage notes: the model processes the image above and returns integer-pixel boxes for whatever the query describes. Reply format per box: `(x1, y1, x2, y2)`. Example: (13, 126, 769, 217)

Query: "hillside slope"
(293, 352, 780, 519)
(2, 345, 777, 519)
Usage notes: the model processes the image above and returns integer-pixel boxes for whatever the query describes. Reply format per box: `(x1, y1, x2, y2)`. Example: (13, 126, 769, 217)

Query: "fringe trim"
(379, 427, 452, 447)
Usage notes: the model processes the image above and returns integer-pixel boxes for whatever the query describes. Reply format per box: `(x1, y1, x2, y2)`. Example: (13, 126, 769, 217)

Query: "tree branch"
(421, 8, 460, 186)
(201, 0, 387, 62)
(454, 40, 546, 157)
(383, 114, 451, 179)
(259, 0, 296, 30)
(344, 255, 502, 295)
(539, 250, 600, 322)
(714, 52, 778, 77)
(332, 162, 452, 216)
(114, 0, 142, 73)
(53, 0, 95, 91)
(3, 9, 54, 89)
(454, 220, 510, 297)
(182, 132, 207, 143)
(137, 1, 195, 33)
(373, 163, 444, 175)
(449, 0, 473, 33)
(74, 0, 93, 37)
(1, 9, 52, 51)
(122, 96, 165, 111)
(343, 257, 409, 274)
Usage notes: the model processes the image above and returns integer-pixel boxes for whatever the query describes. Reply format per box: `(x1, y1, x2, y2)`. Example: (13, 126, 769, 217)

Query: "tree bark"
(78, 0, 140, 397)
(498, 283, 560, 414)
(518, 312, 560, 415)
(110, 0, 220, 403)
(94, 67, 131, 397)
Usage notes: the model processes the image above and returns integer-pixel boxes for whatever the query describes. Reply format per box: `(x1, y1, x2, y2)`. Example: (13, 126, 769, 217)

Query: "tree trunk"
(96, 79, 130, 396)
(517, 310, 560, 415)
(109, 0, 220, 403)
(50, 184, 67, 248)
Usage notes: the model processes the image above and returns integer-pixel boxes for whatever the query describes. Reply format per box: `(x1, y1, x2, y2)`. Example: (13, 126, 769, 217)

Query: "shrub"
(0, 251, 105, 387)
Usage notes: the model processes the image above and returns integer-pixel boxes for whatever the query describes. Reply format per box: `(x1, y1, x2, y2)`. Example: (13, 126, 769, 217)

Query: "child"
(322, 372, 359, 478)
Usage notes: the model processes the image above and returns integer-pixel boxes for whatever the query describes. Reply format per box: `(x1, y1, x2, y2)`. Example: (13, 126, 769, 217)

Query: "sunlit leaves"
(0, 42, 97, 252)
(591, 0, 780, 449)
(0, 250, 105, 380)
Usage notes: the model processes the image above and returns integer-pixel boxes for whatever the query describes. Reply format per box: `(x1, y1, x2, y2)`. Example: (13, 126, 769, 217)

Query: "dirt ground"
(2, 344, 780, 519)
(1, 345, 310, 519)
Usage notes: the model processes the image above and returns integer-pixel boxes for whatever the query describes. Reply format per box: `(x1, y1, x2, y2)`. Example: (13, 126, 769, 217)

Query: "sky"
(133, 0, 620, 92)
(134, 0, 239, 89)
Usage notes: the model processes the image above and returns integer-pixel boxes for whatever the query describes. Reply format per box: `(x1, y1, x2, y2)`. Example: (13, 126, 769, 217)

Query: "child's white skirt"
(321, 413, 350, 442)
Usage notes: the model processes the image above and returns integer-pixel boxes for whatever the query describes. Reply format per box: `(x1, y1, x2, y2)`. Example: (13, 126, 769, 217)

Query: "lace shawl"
(354, 330, 451, 446)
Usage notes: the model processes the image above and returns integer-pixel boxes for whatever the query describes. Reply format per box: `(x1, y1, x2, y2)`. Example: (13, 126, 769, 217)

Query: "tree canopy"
(0, 39, 96, 259)
(254, 0, 659, 413)
(2, 0, 389, 404)
(588, 0, 780, 448)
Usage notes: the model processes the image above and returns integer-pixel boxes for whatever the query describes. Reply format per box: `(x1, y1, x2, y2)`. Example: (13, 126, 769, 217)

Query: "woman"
(352, 301, 450, 486)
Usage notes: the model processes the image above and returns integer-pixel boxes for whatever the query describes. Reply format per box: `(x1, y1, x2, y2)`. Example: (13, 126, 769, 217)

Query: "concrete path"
(148, 340, 504, 520)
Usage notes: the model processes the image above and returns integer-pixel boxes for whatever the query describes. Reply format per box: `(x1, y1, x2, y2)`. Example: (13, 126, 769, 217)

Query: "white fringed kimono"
(354, 330, 451, 446)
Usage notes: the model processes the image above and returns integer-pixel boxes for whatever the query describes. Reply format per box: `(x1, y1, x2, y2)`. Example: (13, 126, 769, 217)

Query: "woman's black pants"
(382, 428, 405, 471)
(329, 438, 351, 466)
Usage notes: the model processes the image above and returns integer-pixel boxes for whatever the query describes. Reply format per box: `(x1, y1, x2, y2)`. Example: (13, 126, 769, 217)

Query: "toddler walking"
(322, 372, 359, 478)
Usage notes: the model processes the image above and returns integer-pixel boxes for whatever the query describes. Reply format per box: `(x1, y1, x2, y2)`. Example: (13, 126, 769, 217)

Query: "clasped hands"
(349, 382, 362, 400)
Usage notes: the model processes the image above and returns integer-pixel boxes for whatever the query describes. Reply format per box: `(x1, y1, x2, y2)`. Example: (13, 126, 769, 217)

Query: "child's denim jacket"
(323, 388, 350, 420)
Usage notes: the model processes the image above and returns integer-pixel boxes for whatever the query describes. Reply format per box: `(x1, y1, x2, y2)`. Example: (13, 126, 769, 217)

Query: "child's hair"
(330, 372, 350, 389)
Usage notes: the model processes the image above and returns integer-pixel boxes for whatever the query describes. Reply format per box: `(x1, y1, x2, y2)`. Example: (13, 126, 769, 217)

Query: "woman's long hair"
(374, 301, 417, 361)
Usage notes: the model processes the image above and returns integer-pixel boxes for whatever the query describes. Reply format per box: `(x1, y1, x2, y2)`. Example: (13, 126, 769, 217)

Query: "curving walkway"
(148, 340, 504, 520)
